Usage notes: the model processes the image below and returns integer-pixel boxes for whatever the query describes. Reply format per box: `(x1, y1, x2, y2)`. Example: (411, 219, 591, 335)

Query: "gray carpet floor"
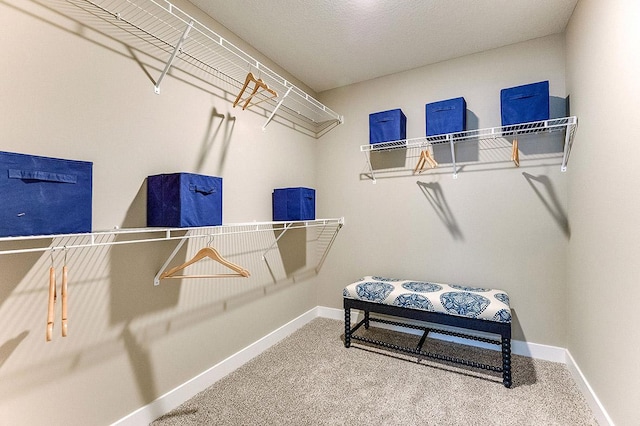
(152, 317, 598, 425)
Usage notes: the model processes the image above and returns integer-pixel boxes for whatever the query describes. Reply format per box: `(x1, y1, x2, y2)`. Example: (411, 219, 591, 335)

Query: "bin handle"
(9, 169, 77, 184)
(509, 93, 537, 100)
(189, 184, 216, 195)
(432, 106, 456, 112)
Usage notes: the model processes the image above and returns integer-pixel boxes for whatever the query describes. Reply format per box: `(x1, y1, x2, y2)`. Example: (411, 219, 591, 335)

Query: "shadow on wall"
(0, 331, 29, 370)
(433, 109, 480, 165)
(522, 173, 570, 238)
(0, 247, 45, 311)
(416, 181, 464, 241)
(121, 320, 158, 404)
(109, 181, 181, 403)
(195, 109, 236, 175)
(510, 309, 526, 343)
(109, 181, 181, 326)
(273, 226, 306, 278)
(511, 306, 538, 386)
(550, 95, 570, 119)
(0, 244, 49, 368)
(508, 309, 538, 387)
(370, 148, 407, 170)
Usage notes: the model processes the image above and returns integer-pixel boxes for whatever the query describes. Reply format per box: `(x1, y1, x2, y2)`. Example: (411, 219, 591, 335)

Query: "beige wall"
(317, 34, 570, 347)
(565, 0, 640, 424)
(0, 0, 323, 424)
(3, 0, 639, 424)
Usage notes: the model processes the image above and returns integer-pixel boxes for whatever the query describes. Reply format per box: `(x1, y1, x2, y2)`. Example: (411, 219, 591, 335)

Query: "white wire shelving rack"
(64, 0, 343, 137)
(361, 116, 578, 182)
(0, 218, 344, 285)
(0, 217, 343, 257)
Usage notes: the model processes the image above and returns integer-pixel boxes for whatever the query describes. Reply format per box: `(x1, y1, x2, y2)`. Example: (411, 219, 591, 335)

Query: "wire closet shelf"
(0, 218, 345, 256)
(70, 0, 343, 136)
(360, 116, 578, 181)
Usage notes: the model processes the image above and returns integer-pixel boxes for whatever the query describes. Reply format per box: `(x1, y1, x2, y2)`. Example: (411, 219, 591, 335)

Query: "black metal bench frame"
(344, 297, 512, 388)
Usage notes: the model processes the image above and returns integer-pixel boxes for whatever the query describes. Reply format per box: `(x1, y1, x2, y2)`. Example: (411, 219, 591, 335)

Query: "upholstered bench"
(343, 276, 512, 387)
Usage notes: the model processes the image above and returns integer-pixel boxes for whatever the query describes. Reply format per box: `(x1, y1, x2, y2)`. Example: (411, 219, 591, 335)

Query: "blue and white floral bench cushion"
(343, 276, 511, 323)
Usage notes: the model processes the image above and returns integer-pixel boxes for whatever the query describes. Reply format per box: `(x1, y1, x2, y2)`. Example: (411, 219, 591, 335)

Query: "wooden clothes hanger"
(160, 245, 250, 280)
(511, 138, 520, 167)
(233, 72, 278, 110)
(46, 257, 56, 342)
(414, 149, 438, 174)
(46, 249, 69, 342)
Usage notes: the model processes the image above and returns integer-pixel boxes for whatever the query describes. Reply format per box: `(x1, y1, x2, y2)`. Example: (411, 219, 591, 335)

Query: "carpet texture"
(152, 318, 598, 425)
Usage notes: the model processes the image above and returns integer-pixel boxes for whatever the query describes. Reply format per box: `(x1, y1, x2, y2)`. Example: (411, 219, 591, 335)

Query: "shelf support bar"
(261, 222, 293, 260)
(364, 150, 376, 183)
(448, 134, 457, 179)
(153, 233, 190, 286)
(154, 20, 194, 94)
(560, 123, 574, 172)
(262, 86, 293, 131)
(314, 222, 343, 273)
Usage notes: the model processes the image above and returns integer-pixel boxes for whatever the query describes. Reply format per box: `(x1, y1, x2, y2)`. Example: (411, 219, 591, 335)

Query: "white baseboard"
(565, 350, 614, 426)
(113, 305, 611, 426)
(315, 305, 345, 321)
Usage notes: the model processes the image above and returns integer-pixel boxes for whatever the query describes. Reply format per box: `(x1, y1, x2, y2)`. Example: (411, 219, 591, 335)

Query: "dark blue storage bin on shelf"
(272, 187, 315, 221)
(500, 81, 550, 126)
(426, 97, 467, 136)
(147, 173, 222, 227)
(0, 151, 93, 237)
(369, 109, 407, 144)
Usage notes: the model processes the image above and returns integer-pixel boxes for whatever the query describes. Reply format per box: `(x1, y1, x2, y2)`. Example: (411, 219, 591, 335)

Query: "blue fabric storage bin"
(500, 81, 550, 126)
(272, 187, 315, 221)
(425, 97, 467, 136)
(0, 151, 92, 237)
(369, 109, 407, 144)
(147, 173, 222, 227)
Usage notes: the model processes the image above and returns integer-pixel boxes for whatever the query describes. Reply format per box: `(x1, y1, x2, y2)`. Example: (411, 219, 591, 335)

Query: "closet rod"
(0, 218, 345, 256)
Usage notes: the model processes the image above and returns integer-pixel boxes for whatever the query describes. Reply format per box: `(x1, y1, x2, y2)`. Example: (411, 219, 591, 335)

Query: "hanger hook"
(50, 249, 55, 267)
(207, 234, 214, 247)
(64, 246, 68, 266)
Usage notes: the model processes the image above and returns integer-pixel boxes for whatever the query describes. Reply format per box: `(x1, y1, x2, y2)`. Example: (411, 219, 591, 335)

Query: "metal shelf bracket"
(154, 20, 193, 94)
(261, 222, 293, 260)
(153, 234, 189, 286)
(263, 86, 293, 131)
(448, 134, 457, 179)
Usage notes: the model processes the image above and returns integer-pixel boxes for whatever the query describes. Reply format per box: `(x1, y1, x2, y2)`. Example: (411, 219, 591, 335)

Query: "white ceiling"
(189, 0, 578, 93)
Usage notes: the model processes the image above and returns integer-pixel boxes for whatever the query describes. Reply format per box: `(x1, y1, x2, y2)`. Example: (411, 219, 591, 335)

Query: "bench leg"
(502, 337, 512, 388)
(364, 311, 370, 329)
(344, 307, 351, 348)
